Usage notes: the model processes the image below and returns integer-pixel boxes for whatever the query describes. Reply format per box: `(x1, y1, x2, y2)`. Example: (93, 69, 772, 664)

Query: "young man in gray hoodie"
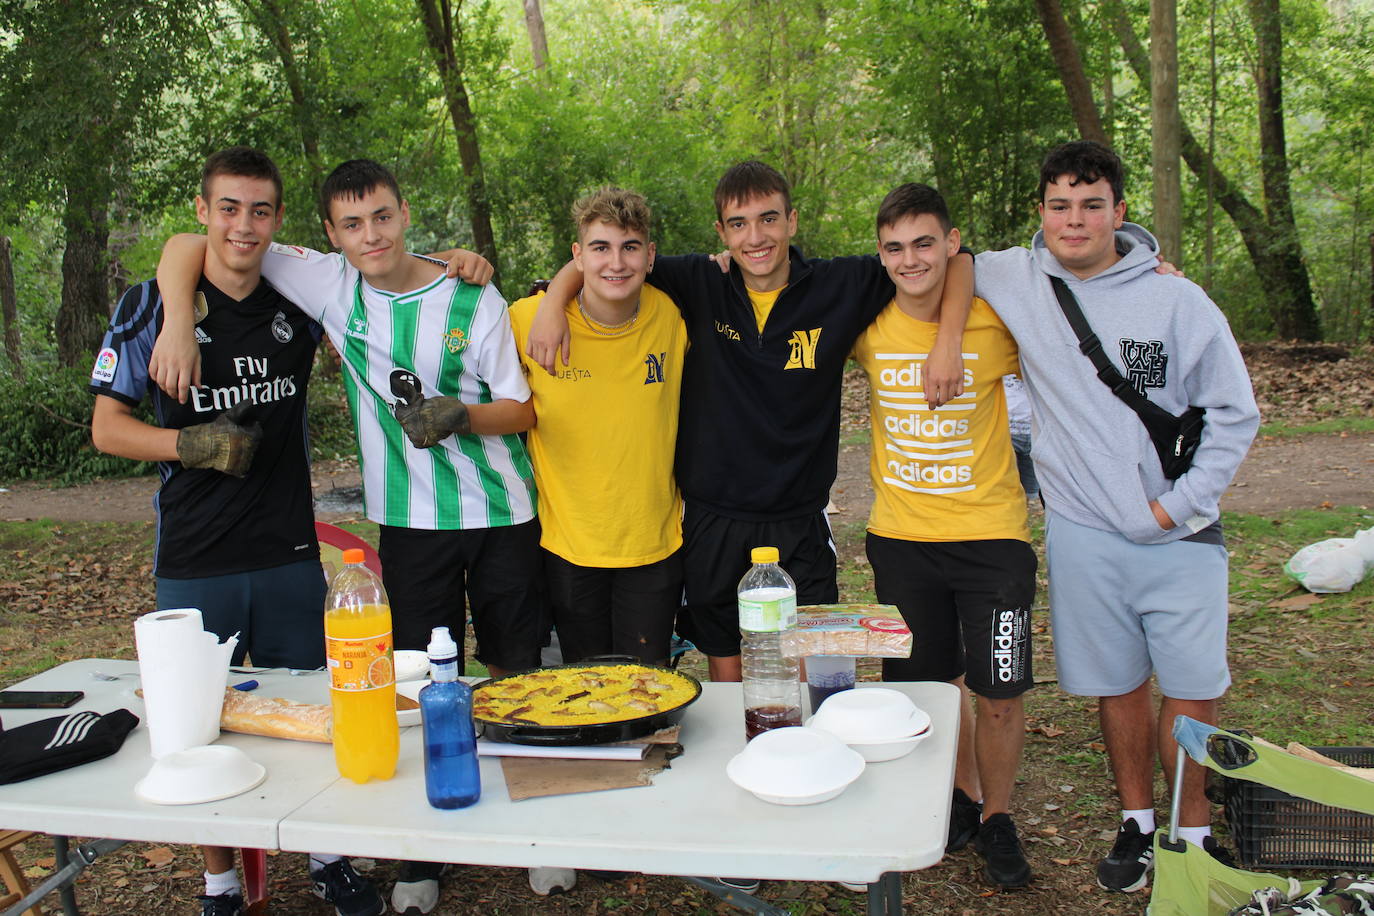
(972, 141, 1259, 893)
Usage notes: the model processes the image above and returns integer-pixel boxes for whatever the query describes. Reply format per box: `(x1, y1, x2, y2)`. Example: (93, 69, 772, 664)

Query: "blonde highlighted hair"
(571, 186, 652, 239)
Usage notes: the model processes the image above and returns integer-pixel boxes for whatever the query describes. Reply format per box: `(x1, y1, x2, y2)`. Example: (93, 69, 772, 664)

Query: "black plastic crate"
(1222, 746, 1374, 869)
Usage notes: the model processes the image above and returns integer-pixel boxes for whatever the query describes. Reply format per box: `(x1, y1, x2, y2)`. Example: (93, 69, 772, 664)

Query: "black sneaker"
(1096, 817, 1154, 893)
(947, 788, 983, 853)
(197, 892, 245, 916)
(392, 860, 446, 914)
(973, 813, 1032, 888)
(1202, 836, 1235, 866)
(311, 859, 386, 916)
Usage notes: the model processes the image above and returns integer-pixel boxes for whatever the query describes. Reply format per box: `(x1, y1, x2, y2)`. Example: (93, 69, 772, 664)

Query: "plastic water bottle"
(419, 626, 480, 809)
(738, 546, 802, 740)
(324, 548, 399, 783)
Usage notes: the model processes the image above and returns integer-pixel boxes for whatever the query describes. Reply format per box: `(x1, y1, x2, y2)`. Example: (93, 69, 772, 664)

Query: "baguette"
(219, 689, 332, 743)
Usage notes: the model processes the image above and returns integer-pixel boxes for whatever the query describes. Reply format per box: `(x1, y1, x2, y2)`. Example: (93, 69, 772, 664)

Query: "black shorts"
(866, 533, 1036, 699)
(677, 503, 837, 658)
(378, 519, 547, 671)
(544, 550, 683, 665)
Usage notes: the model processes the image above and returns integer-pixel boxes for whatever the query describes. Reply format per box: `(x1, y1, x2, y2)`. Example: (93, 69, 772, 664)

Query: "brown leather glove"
(391, 374, 470, 449)
(175, 401, 262, 477)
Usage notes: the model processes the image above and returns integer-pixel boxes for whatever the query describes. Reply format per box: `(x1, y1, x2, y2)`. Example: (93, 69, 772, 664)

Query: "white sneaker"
(392, 860, 444, 914)
(528, 866, 577, 896)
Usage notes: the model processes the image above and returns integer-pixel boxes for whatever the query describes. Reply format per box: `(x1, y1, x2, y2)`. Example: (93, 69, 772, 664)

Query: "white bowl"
(394, 650, 430, 683)
(726, 726, 865, 805)
(135, 745, 266, 806)
(395, 679, 427, 727)
(806, 717, 932, 762)
(810, 688, 930, 743)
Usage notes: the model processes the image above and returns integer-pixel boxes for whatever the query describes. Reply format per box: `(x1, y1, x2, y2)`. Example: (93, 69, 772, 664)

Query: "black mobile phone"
(0, 690, 85, 709)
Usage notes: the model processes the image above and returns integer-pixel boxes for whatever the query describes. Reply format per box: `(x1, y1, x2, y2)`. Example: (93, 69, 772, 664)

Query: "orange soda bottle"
(324, 548, 399, 782)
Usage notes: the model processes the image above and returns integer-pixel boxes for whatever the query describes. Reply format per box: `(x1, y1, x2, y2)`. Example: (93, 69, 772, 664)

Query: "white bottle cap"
(427, 626, 459, 662)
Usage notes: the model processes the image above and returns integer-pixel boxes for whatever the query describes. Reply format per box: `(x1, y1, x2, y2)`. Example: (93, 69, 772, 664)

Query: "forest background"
(0, 0, 1371, 481)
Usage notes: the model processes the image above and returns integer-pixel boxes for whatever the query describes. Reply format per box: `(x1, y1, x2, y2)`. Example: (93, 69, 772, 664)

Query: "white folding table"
(0, 660, 959, 916)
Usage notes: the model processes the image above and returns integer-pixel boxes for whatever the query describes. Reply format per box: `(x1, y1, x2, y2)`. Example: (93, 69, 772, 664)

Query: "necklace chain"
(577, 294, 640, 335)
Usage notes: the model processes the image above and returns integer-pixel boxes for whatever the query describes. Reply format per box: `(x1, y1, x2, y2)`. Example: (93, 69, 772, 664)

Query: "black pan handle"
(581, 654, 641, 664)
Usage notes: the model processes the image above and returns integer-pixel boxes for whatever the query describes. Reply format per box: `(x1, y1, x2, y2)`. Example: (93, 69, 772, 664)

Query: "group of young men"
(89, 137, 1257, 914)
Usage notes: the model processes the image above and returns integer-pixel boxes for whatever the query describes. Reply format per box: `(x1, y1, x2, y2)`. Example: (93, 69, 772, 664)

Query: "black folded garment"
(0, 709, 139, 784)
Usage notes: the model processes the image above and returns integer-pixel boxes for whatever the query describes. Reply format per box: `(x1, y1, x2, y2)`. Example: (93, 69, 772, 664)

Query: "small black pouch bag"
(1049, 276, 1204, 480)
(0, 709, 140, 784)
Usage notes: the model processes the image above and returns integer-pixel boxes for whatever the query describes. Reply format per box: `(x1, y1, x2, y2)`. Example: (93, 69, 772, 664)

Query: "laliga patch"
(271, 310, 294, 343)
(269, 242, 309, 260)
(91, 347, 118, 383)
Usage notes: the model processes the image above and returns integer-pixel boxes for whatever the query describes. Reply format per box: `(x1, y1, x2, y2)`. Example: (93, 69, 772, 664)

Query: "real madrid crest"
(444, 326, 468, 354)
(271, 310, 294, 343)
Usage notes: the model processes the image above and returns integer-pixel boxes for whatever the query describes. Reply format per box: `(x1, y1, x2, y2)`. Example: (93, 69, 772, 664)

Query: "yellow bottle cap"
(751, 546, 779, 564)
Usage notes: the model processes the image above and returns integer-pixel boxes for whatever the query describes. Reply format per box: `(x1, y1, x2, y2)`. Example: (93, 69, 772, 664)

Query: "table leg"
(51, 837, 78, 916)
(681, 877, 792, 916)
(1, 837, 128, 916)
(865, 872, 903, 916)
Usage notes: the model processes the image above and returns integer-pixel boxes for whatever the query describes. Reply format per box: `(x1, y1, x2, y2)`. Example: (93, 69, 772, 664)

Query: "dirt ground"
(3, 430, 1369, 526)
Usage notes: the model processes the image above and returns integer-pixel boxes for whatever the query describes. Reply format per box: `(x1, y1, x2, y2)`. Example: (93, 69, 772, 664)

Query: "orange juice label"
(326, 630, 394, 691)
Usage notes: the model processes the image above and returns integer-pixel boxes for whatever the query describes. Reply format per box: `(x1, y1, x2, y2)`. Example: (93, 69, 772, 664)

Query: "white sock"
(1175, 826, 1212, 847)
(310, 853, 343, 873)
(204, 868, 239, 897)
(1123, 809, 1156, 834)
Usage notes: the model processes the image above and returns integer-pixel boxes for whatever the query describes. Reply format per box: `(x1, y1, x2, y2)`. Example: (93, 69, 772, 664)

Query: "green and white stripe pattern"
(264, 244, 534, 529)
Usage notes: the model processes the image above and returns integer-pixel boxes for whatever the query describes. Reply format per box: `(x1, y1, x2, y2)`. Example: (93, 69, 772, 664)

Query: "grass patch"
(1258, 415, 1374, 437)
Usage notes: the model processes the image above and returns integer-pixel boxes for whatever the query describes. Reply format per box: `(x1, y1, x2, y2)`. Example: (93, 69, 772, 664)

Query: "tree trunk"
(414, 0, 500, 280)
(56, 178, 112, 368)
(1150, 0, 1182, 265)
(0, 236, 22, 380)
(1107, 0, 1322, 339)
(1033, 0, 1108, 144)
(1245, 0, 1320, 340)
(523, 0, 548, 71)
(240, 0, 328, 245)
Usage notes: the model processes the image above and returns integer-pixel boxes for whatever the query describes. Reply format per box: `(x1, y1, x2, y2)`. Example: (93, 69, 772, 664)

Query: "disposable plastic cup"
(805, 655, 856, 714)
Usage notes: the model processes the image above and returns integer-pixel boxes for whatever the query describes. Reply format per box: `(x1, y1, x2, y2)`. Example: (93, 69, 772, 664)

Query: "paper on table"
(476, 740, 647, 760)
(134, 608, 238, 758)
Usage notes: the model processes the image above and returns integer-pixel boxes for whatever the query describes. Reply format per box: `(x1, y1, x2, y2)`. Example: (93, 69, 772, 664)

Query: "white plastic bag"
(1283, 526, 1374, 593)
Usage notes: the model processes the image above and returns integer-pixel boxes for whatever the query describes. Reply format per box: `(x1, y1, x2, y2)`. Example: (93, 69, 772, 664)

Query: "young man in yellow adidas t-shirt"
(508, 188, 688, 665)
(852, 183, 1035, 889)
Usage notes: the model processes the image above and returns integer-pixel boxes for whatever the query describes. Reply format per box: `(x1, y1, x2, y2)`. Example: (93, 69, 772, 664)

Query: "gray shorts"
(1045, 511, 1230, 700)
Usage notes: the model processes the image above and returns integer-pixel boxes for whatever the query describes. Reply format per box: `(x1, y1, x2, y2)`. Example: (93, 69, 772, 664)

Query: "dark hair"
(201, 147, 283, 209)
(876, 183, 953, 235)
(713, 160, 792, 221)
(319, 159, 403, 222)
(1038, 140, 1125, 204)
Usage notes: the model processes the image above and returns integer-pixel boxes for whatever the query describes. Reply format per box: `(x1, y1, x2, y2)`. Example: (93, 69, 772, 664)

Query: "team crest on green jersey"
(444, 327, 469, 354)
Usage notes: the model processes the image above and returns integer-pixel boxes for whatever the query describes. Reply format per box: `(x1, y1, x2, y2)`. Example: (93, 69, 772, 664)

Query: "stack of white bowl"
(725, 687, 935, 806)
(806, 687, 932, 762)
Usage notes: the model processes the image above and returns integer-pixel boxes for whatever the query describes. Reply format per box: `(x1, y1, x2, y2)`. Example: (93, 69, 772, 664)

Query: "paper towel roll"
(135, 608, 239, 759)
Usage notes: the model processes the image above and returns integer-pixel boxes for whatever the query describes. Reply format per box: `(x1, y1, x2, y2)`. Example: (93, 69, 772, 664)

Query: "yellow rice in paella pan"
(473, 664, 698, 726)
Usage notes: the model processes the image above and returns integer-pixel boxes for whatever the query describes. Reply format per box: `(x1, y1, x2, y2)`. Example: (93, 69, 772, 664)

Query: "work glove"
(391, 372, 470, 449)
(175, 401, 262, 477)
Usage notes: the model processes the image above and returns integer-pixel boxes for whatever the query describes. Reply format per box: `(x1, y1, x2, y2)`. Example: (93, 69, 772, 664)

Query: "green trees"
(0, 0, 1368, 359)
(0, 0, 209, 366)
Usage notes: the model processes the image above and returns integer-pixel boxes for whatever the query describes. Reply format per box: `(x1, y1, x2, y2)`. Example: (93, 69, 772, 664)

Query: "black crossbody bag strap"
(1048, 275, 1159, 416)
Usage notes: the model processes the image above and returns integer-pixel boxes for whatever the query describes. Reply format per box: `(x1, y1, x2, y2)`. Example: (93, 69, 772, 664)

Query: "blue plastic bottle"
(419, 626, 480, 809)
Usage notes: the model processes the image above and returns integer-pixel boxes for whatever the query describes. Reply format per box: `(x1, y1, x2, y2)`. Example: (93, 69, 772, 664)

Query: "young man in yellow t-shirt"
(508, 187, 688, 665)
(852, 183, 1035, 889)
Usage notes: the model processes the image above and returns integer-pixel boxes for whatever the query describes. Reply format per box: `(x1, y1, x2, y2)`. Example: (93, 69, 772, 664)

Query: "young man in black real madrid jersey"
(89, 147, 385, 916)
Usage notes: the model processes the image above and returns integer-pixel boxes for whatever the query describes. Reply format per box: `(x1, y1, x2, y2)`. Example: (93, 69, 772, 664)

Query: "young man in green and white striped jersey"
(155, 159, 545, 679)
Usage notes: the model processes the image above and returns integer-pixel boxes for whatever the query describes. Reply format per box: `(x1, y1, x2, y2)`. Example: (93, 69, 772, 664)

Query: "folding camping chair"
(1147, 716, 1374, 915)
